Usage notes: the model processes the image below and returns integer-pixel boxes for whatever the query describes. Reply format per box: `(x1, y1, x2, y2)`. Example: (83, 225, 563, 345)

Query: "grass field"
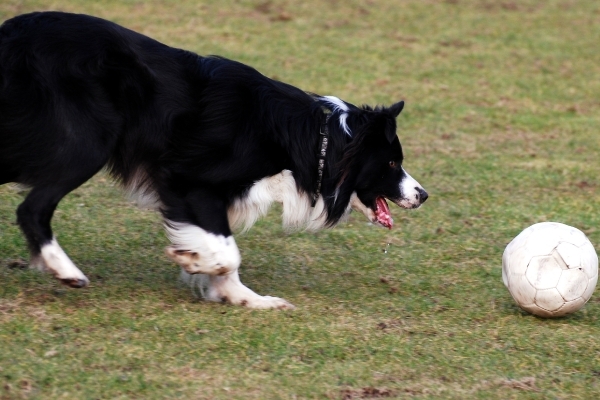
(1, 0, 600, 398)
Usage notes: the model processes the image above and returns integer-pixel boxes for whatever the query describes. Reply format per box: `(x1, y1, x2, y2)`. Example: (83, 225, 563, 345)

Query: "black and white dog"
(0, 12, 427, 309)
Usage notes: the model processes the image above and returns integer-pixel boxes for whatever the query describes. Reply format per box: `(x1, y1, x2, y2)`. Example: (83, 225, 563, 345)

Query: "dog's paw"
(59, 277, 89, 288)
(246, 296, 296, 310)
(35, 240, 90, 288)
(234, 295, 295, 310)
(183, 270, 295, 310)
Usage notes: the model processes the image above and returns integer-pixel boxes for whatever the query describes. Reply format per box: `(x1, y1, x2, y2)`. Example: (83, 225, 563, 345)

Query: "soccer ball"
(502, 222, 598, 317)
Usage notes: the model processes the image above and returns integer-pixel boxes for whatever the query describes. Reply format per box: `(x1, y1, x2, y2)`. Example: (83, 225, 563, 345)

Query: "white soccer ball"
(502, 222, 598, 317)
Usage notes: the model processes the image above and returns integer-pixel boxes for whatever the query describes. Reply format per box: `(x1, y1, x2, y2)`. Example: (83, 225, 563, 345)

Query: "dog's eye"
(389, 161, 396, 168)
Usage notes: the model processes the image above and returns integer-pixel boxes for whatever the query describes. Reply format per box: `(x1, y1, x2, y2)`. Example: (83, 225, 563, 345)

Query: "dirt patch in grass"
(0, 298, 54, 324)
(499, 376, 539, 392)
(339, 387, 396, 399)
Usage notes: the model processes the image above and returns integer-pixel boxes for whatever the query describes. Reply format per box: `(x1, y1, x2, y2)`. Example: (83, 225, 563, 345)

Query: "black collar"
(311, 113, 330, 207)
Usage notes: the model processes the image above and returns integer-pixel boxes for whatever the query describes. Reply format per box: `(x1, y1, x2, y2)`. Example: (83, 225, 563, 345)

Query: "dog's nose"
(416, 187, 428, 203)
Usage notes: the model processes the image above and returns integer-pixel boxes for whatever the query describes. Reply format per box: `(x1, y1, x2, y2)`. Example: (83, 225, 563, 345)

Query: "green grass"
(1, 0, 600, 398)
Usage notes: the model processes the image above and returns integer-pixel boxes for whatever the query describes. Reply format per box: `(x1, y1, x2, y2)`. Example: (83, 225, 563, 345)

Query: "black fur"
(0, 12, 423, 268)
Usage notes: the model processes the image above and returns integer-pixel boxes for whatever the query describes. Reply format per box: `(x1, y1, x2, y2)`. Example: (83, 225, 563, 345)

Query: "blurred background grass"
(1, 1, 600, 398)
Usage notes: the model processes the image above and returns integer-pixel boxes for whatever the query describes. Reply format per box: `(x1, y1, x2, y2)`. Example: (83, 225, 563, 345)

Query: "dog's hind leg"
(162, 187, 294, 309)
(16, 173, 101, 287)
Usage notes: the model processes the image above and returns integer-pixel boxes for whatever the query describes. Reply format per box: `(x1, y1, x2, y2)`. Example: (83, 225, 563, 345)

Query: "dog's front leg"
(162, 187, 294, 310)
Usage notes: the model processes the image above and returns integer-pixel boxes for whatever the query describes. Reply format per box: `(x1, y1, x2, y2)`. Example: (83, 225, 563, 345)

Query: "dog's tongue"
(375, 197, 393, 229)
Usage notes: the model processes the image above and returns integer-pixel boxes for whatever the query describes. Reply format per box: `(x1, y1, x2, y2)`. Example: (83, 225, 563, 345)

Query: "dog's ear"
(388, 101, 404, 118)
(380, 101, 404, 143)
(384, 117, 398, 144)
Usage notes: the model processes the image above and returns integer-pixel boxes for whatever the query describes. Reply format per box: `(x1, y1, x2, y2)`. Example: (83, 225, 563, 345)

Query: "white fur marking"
(228, 170, 336, 232)
(321, 95, 349, 112)
(350, 193, 377, 223)
(165, 221, 241, 275)
(39, 239, 89, 283)
(125, 168, 160, 210)
(398, 168, 424, 209)
(321, 95, 351, 136)
(180, 270, 295, 309)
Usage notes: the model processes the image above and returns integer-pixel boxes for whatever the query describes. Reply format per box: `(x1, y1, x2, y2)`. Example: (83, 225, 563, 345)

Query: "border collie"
(0, 12, 427, 309)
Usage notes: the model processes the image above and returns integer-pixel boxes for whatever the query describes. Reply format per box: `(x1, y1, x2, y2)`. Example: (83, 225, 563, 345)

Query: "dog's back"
(0, 12, 316, 188)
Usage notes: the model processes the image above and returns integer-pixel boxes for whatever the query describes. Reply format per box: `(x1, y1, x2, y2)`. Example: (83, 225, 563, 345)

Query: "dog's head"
(322, 97, 427, 229)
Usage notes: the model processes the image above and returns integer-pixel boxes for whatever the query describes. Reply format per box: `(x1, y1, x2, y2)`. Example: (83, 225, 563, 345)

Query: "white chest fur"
(227, 169, 336, 232)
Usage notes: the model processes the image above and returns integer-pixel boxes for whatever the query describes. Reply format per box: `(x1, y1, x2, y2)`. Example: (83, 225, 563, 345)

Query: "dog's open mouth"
(374, 196, 393, 229)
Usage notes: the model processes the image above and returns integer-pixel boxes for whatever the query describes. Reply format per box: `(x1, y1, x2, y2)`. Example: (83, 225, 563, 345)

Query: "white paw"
(236, 295, 296, 310)
(36, 240, 89, 288)
(181, 270, 295, 310)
